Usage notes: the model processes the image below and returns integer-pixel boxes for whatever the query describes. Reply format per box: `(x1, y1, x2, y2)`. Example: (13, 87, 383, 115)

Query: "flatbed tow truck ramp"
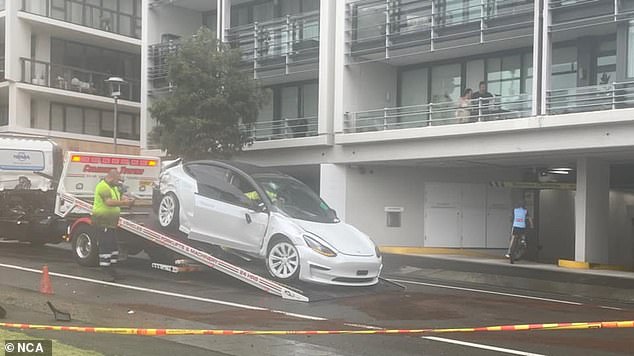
(54, 152, 309, 302)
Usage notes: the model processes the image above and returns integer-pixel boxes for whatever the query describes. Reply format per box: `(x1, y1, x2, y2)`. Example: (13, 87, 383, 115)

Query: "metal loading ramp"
(58, 192, 309, 302)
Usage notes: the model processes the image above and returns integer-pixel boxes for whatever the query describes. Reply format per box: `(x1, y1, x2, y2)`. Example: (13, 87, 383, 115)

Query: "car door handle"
(245, 213, 252, 224)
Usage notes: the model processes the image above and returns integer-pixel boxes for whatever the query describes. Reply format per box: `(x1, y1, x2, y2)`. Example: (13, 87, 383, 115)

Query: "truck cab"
(0, 134, 66, 245)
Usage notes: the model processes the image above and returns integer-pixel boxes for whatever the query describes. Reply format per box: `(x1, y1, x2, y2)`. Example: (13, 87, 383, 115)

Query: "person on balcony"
(471, 81, 494, 120)
(456, 88, 473, 124)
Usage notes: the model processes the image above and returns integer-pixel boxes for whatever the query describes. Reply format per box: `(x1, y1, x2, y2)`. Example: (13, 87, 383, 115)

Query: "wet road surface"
(1, 241, 633, 355)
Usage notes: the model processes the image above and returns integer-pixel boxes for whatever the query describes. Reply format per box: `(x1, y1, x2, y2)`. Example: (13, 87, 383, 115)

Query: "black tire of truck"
(71, 225, 99, 267)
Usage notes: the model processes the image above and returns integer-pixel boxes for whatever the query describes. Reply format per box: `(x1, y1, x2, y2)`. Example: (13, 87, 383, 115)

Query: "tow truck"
(0, 135, 308, 301)
(54, 151, 309, 302)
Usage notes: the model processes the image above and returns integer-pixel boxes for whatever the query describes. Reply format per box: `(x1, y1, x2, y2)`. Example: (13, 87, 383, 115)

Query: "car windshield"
(254, 174, 337, 223)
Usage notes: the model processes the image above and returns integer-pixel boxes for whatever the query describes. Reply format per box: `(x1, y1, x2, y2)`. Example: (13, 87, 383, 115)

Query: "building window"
(203, 11, 217, 33)
(47, 102, 139, 140)
(231, 0, 320, 27)
(551, 46, 578, 90)
(254, 81, 318, 139)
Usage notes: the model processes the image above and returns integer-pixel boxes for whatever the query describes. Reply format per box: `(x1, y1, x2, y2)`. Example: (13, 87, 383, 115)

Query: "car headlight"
(303, 235, 337, 257)
(375, 245, 381, 258)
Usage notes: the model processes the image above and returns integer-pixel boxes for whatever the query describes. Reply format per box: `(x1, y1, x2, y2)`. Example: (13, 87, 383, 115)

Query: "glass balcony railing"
(21, 57, 141, 102)
(242, 116, 319, 142)
(347, 0, 534, 62)
(546, 82, 634, 115)
(226, 11, 320, 78)
(21, 0, 141, 39)
(549, 0, 633, 32)
(344, 94, 532, 133)
(0, 0, 5, 11)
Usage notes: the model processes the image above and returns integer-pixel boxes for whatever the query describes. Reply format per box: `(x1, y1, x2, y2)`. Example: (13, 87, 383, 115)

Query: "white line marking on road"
(423, 336, 546, 356)
(343, 323, 383, 330)
(389, 278, 583, 306)
(599, 305, 624, 311)
(0, 263, 325, 321)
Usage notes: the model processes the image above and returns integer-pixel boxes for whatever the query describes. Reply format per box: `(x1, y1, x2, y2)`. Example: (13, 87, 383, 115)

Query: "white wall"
(345, 166, 424, 246)
(340, 165, 521, 247)
(148, 5, 203, 44)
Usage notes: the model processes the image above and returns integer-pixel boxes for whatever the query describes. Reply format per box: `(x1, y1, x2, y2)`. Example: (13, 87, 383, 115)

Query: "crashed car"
(156, 160, 382, 286)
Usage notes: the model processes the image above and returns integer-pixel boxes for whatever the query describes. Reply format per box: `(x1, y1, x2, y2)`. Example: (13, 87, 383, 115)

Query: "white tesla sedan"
(156, 160, 382, 286)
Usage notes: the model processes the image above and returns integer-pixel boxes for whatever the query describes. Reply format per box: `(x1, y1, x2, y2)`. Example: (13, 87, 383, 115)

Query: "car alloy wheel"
(267, 240, 299, 280)
(158, 194, 176, 228)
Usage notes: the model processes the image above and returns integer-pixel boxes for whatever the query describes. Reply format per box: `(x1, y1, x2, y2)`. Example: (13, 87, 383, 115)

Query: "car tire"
(158, 193, 179, 231)
(71, 225, 99, 267)
(266, 237, 300, 281)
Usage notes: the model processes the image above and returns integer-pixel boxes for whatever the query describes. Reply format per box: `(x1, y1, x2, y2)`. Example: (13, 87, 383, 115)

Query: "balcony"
(243, 116, 319, 142)
(347, 0, 534, 63)
(549, 0, 634, 33)
(147, 40, 180, 95)
(21, 0, 141, 39)
(546, 81, 634, 115)
(226, 11, 320, 79)
(21, 58, 140, 102)
(344, 94, 532, 133)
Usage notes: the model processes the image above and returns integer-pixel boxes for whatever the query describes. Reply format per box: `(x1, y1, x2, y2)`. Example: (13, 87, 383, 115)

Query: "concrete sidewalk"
(381, 249, 634, 305)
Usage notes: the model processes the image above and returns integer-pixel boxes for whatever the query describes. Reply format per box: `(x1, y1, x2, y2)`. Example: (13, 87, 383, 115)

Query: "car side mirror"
(250, 200, 266, 212)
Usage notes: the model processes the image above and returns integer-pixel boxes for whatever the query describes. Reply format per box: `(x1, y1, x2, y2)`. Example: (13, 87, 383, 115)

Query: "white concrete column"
(320, 163, 348, 222)
(219, 0, 231, 42)
(531, 0, 542, 116)
(575, 157, 610, 264)
(540, 0, 551, 115)
(332, 0, 347, 134)
(140, 0, 149, 150)
(6, 0, 32, 129)
(317, 0, 337, 141)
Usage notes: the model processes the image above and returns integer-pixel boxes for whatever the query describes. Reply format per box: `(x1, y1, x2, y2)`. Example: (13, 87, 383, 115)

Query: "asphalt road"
(0, 241, 633, 355)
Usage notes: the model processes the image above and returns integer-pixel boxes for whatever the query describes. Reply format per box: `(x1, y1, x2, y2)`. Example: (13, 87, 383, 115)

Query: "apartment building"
(146, 0, 634, 267)
(1, 0, 142, 153)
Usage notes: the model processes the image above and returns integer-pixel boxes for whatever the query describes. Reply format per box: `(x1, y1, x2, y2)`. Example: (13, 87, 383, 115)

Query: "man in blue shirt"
(506, 200, 533, 259)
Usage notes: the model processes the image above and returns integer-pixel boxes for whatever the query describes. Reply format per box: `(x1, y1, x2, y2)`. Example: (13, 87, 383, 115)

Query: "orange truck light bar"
(71, 155, 157, 167)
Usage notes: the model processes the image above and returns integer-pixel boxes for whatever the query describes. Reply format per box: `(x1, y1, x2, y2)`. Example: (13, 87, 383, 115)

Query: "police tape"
(0, 320, 633, 336)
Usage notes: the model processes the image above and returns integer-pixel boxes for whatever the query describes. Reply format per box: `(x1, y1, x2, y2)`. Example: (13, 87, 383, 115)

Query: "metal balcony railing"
(549, 0, 634, 32)
(344, 94, 532, 133)
(21, 0, 141, 39)
(147, 40, 180, 94)
(226, 11, 320, 79)
(242, 116, 319, 141)
(546, 81, 634, 114)
(347, 0, 534, 63)
(21, 58, 141, 102)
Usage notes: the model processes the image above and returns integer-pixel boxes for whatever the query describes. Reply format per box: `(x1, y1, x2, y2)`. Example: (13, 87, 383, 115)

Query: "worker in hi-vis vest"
(506, 200, 533, 259)
(92, 169, 135, 282)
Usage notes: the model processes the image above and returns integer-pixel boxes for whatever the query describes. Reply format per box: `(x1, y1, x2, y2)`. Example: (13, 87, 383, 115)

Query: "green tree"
(150, 27, 267, 160)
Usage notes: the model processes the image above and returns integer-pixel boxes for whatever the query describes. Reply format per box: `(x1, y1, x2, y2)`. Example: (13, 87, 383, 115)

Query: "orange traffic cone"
(39, 265, 53, 295)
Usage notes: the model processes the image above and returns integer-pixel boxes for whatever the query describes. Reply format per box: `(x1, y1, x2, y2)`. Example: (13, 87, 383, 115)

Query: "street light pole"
(105, 77, 127, 154)
(113, 95, 118, 153)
